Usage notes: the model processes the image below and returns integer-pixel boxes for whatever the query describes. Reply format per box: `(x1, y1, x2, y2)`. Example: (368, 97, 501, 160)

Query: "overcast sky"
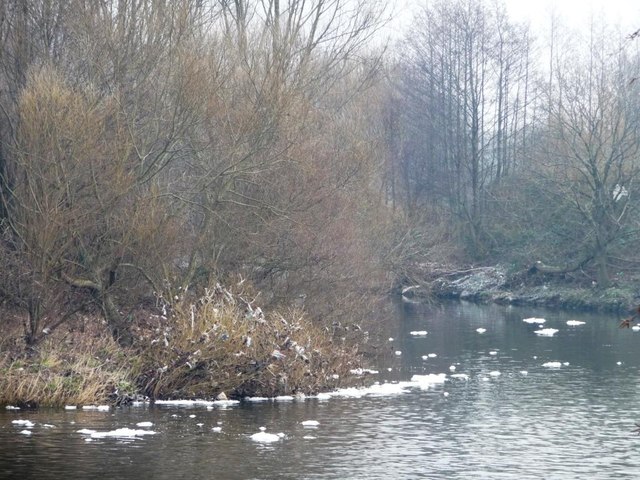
(388, 0, 639, 39)
(505, 0, 637, 32)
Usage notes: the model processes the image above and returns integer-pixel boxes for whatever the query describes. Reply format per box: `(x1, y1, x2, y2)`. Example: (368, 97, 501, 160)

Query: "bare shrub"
(135, 281, 359, 399)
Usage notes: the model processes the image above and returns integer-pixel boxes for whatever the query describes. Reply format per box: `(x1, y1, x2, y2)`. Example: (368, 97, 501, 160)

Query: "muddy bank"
(400, 265, 640, 313)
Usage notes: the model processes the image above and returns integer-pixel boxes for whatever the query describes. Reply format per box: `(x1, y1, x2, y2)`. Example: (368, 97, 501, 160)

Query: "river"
(2, 300, 640, 479)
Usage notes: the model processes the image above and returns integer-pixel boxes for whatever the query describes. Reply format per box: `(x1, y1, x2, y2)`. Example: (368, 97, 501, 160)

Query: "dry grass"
(0, 280, 367, 407)
(134, 282, 361, 399)
(0, 319, 136, 408)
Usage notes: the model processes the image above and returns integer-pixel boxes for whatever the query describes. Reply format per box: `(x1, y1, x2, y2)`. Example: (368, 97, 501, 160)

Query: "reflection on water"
(2, 300, 640, 479)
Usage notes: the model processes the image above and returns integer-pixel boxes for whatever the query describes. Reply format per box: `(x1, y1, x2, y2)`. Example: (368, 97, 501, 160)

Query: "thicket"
(383, 0, 640, 291)
(3, 0, 639, 405)
(0, 0, 398, 404)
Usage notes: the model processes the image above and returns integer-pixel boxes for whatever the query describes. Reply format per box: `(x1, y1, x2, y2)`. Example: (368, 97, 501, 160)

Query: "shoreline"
(400, 264, 639, 314)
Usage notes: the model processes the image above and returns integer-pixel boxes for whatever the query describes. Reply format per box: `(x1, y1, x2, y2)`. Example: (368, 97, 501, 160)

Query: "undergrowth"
(0, 280, 363, 407)
(135, 282, 360, 399)
(0, 328, 135, 408)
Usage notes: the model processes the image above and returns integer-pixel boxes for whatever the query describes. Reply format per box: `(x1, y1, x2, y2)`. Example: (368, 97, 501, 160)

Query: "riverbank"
(0, 282, 367, 409)
(400, 264, 640, 313)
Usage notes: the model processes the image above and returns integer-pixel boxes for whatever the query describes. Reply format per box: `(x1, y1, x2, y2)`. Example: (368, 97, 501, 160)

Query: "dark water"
(2, 300, 640, 479)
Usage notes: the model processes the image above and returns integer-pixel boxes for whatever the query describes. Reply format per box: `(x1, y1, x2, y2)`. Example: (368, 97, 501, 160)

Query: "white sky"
(388, 0, 639, 38)
(505, 0, 638, 32)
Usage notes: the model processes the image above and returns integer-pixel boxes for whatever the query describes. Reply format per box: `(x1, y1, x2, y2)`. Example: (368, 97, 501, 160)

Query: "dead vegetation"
(0, 280, 363, 407)
(135, 281, 361, 400)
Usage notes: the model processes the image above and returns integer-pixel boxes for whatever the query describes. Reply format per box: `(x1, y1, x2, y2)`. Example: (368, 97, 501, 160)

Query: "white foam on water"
(410, 331, 428, 336)
(350, 368, 379, 375)
(89, 428, 157, 439)
(523, 317, 546, 324)
(476, 328, 487, 334)
(82, 405, 110, 411)
(213, 399, 240, 407)
(136, 422, 153, 428)
(156, 399, 212, 407)
(155, 399, 239, 408)
(411, 373, 448, 389)
(566, 320, 585, 326)
(12, 420, 35, 428)
(535, 328, 559, 336)
(330, 382, 410, 398)
(301, 420, 320, 427)
(273, 396, 294, 402)
(250, 428, 283, 443)
(450, 373, 469, 380)
(542, 361, 562, 368)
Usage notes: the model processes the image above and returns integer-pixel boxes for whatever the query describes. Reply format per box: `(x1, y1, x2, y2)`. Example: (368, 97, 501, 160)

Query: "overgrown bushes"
(0, 280, 363, 407)
(135, 282, 360, 399)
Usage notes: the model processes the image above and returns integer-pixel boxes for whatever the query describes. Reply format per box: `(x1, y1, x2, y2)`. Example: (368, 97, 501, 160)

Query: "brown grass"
(134, 282, 361, 399)
(0, 279, 367, 407)
(0, 318, 136, 408)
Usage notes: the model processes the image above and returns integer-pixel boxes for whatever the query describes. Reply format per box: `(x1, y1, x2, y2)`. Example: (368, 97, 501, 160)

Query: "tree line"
(384, 0, 640, 290)
(1, 0, 639, 350)
(0, 0, 393, 346)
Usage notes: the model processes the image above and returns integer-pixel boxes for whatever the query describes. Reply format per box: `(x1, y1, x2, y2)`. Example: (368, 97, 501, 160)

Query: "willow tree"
(173, 0, 390, 301)
(0, 0, 391, 345)
(0, 0, 206, 345)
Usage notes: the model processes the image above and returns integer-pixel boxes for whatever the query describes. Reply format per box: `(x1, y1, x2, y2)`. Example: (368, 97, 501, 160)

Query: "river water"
(2, 300, 640, 479)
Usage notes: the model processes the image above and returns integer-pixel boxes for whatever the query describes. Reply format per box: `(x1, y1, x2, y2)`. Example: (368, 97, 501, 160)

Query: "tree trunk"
(100, 291, 133, 347)
(25, 298, 41, 346)
(530, 254, 594, 275)
(62, 272, 133, 347)
(594, 249, 610, 289)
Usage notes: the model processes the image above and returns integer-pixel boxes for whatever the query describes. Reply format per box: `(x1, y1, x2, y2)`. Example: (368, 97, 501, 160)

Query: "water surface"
(2, 300, 640, 479)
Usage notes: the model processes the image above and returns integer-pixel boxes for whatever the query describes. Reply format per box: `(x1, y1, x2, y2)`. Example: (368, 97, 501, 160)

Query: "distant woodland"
(1, 0, 640, 347)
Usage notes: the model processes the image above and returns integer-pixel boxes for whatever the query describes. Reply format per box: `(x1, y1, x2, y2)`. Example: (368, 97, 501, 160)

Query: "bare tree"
(391, 0, 534, 256)
(530, 27, 640, 287)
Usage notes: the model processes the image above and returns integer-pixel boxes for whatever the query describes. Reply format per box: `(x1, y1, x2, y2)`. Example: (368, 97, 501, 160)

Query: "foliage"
(0, 278, 364, 406)
(0, 0, 393, 350)
(386, 0, 640, 291)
